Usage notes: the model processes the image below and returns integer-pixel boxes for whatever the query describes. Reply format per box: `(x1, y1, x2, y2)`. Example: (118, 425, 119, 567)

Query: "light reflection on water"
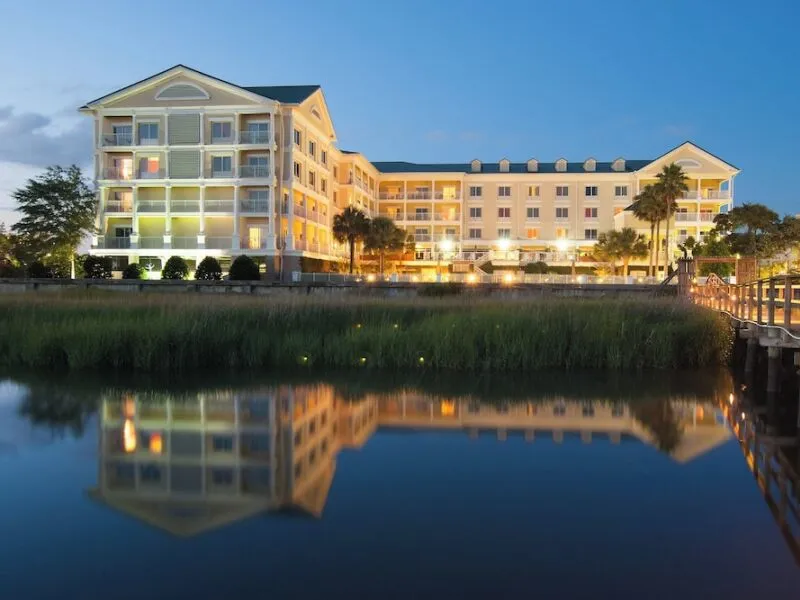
(1, 369, 799, 599)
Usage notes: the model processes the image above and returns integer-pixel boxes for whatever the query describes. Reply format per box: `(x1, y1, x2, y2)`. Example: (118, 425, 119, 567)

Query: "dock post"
(745, 336, 759, 375)
(767, 346, 782, 395)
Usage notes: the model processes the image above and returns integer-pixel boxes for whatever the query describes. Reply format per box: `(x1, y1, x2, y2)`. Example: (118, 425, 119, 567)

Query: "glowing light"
(636, 277, 643, 283)
(418, 356, 425, 364)
(123, 397, 135, 418)
(411, 275, 419, 283)
(366, 274, 376, 282)
(576, 275, 586, 284)
(393, 323, 400, 329)
(729, 393, 734, 404)
(555, 239, 570, 252)
(740, 412, 746, 420)
(300, 355, 309, 364)
(439, 239, 454, 253)
(466, 273, 477, 284)
(123, 419, 137, 453)
(149, 432, 163, 454)
(730, 295, 737, 303)
(441, 400, 455, 417)
(496, 238, 511, 252)
(359, 356, 367, 364)
(690, 286, 695, 294)
(355, 323, 362, 329)
(503, 273, 514, 284)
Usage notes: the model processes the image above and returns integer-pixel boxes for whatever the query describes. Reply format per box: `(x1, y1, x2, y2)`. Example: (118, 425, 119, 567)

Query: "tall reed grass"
(0, 293, 732, 372)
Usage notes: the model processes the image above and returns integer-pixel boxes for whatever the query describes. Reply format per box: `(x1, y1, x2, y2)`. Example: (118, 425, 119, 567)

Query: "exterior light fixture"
(496, 238, 511, 252)
(466, 273, 477, 284)
(503, 273, 514, 284)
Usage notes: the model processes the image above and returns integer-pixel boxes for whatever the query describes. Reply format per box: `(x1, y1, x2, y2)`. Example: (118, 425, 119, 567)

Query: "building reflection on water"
(88, 384, 731, 537)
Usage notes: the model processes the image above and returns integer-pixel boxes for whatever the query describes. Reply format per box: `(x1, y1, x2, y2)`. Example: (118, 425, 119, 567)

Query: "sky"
(1, 0, 798, 226)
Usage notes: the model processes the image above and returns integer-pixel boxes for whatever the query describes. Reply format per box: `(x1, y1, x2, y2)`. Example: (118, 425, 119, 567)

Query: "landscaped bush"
(27, 261, 52, 279)
(121, 263, 146, 280)
(161, 256, 189, 280)
(229, 255, 260, 281)
(417, 282, 463, 297)
(83, 256, 113, 279)
(523, 261, 548, 274)
(195, 257, 222, 281)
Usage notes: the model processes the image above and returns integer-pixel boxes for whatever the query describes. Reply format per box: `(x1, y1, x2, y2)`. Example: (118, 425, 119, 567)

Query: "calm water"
(1, 369, 799, 600)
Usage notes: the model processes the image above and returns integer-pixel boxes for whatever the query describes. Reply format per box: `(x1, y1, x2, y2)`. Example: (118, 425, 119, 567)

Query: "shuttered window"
(169, 151, 200, 179)
(168, 114, 200, 145)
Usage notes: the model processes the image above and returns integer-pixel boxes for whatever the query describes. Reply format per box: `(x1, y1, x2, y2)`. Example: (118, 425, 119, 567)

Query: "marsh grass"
(0, 292, 732, 372)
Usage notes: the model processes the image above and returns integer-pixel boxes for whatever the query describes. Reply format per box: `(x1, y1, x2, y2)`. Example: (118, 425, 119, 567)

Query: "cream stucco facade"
(82, 65, 739, 276)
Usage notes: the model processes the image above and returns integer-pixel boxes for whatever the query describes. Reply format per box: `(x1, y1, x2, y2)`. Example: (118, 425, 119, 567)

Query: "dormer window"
(527, 159, 538, 173)
(470, 159, 482, 173)
(584, 158, 596, 172)
(499, 158, 510, 173)
(555, 158, 567, 172)
(611, 158, 626, 172)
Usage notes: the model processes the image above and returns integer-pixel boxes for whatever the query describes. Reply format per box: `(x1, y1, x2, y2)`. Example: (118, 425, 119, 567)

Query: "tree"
(229, 255, 260, 281)
(195, 256, 222, 281)
(595, 228, 649, 275)
(693, 232, 733, 277)
(11, 166, 96, 279)
(162, 256, 189, 280)
(677, 235, 698, 259)
(332, 206, 370, 274)
(523, 261, 548, 274)
(632, 185, 664, 276)
(655, 163, 688, 272)
(713, 203, 780, 257)
(83, 255, 113, 279)
(363, 216, 406, 274)
(122, 263, 146, 280)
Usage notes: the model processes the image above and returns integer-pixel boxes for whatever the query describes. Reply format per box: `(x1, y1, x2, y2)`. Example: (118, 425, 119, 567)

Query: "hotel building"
(82, 65, 739, 277)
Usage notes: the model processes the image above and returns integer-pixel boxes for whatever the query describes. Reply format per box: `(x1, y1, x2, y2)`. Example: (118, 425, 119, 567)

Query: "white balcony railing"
(104, 201, 133, 213)
(204, 199, 234, 212)
(170, 200, 200, 212)
(407, 192, 431, 200)
(240, 199, 268, 213)
(675, 212, 718, 223)
(412, 234, 432, 242)
(434, 213, 461, 221)
(241, 237, 268, 250)
(378, 192, 406, 200)
(406, 213, 431, 221)
(137, 200, 167, 213)
(171, 236, 199, 249)
(379, 212, 405, 220)
(205, 236, 234, 249)
(433, 192, 461, 200)
(240, 131, 271, 144)
(101, 167, 133, 180)
(294, 204, 307, 219)
(680, 190, 731, 200)
(240, 165, 270, 178)
(137, 169, 165, 180)
(210, 134, 235, 145)
(102, 133, 133, 147)
(208, 169, 234, 179)
(96, 236, 131, 249)
(138, 236, 164, 249)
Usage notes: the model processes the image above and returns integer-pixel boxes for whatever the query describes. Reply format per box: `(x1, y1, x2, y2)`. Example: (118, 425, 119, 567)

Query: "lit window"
(526, 228, 539, 239)
(555, 227, 569, 239)
(528, 185, 540, 197)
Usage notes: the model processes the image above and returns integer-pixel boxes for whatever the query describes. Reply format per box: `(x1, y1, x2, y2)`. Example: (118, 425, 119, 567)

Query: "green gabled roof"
(243, 85, 321, 104)
(371, 160, 652, 174)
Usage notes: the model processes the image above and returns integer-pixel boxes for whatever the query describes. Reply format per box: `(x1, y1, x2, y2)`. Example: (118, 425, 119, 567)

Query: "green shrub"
(121, 263, 145, 280)
(162, 256, 189, 280)
(83, 256, 113, 279)
(195, 257, 222, 281)
(417, 282, 463, 297)
(524, 261, 548, 274)
(27, 261, 52, 279)
(229, 255, 260, 281)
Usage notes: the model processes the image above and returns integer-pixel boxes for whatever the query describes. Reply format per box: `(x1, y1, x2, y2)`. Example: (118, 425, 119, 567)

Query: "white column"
(199, 112, 205, 145)
(131, 111, 137, 146)
(233, 186, 240, 249)
(164, 187, 172, 252)
(198, 186, 206, 249)
(729, 177, 735, 210)
(131, 187, 139, 249)
(285, 114, 295, 251)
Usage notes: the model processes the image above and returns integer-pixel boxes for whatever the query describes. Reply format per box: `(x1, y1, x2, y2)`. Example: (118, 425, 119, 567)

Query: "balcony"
(137, 168, 165, 180)
(434, 213, 461, 221)
(241, 237, 268, 250)
(379, 212, 405, 220)
(378, 192, 406, 200)
(208, 168, 235, 179)
(240, 199, 268, 213)
(102, 133, 133, 147)
(406, 213, 431, 221)
(680, 190, 731, 200)
(675, 212, 718, 223)
(172, 236, 199, 249)
(433, 192, 461, 200)
(204, 199, 234, 212)
(205, 236, 234, 249)
(294, 204, 307, 219)
(105, 200, 132, 214)
(407, 192, 431, 200)
(239, 131, 271, 145)
(137, 200, 167, 213)
(240, 165, 270, 178)
(138, 236, 164, 249)
(412, 234, 432, 242)
(170, 200, 200, 212)
(101, 167, 133, 181)
(95, 236, 131, 249)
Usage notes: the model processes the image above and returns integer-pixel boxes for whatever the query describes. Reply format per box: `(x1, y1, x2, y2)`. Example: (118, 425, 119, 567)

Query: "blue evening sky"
(0, 0, 798, 225)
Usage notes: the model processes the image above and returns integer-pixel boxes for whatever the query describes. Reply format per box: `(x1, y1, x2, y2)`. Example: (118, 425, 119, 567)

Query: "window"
(526, 207, 539, 219)
(111, 124, 132, 145)
(294, 463, 302, 478)
(553, 403, 566, 416)
(582, 403, 595, 417)
(584, 229, 598, 240)
(584, 207, 598, 219)
(140, 464, 162, 483)
(556, 186, 569, 197)
(415, 207, 430, 218)
(308, 140, 316, 158)
(293, 129, 301, 146)
(138, 122, 158, 145)
(212, 469, 234, 485)
(497, 228, 511, 239)
(321, 150, 327, 165)
(611, 403, 624, 418)
(211, 121, 232, 142)
(212, 436, 234, 452)
(585, 186, 598, 197)
(469, 186, 482, 197)
(468, 228, 482, 239)
(115, 226, 132, 238)
(309, 171, 316, 187)
(333, 166, 338, 178)
(498, 186, 512, 197)
(528, 185, 540, 197)
(615, 185, 628, 197)
(293, 162, 302, 178)
(555, 227, 569, 239)
(138, 157, 160, 178)
(556, 207, 569, 219)
(321, 179, 327, 193)
(469, 207, 482, 219)
(294, 430, 302, 447)
(498, 207, 511, 219)
(526, 228, 539, 239)
(211, 156, 232, 176)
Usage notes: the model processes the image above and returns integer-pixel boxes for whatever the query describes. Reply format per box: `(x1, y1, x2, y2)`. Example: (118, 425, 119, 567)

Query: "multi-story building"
(82, 65, 739, 277)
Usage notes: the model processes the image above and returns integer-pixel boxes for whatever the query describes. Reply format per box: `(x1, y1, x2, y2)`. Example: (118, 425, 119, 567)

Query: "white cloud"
(0, 106, 92, 168)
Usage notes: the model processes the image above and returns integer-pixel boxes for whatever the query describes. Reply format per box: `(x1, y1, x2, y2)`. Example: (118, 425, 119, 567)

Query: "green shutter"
(168, 114, 200, 145)
(169, 151, 200, 179)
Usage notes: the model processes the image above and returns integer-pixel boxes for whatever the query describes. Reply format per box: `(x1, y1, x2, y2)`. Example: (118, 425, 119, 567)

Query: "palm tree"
(595, 228, 649, 276)
(332, 206, 370, 274)
(655, 163, 688, 273)
(364, 216, 406, 274)
(632, 185, 662, 276)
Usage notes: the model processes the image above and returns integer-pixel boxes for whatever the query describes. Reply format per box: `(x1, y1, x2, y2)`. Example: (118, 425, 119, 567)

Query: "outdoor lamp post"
(437, 238, 454, 281)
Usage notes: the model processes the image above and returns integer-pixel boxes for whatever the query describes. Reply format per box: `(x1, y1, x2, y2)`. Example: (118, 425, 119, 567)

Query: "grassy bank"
(0, 293, 732, 372)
